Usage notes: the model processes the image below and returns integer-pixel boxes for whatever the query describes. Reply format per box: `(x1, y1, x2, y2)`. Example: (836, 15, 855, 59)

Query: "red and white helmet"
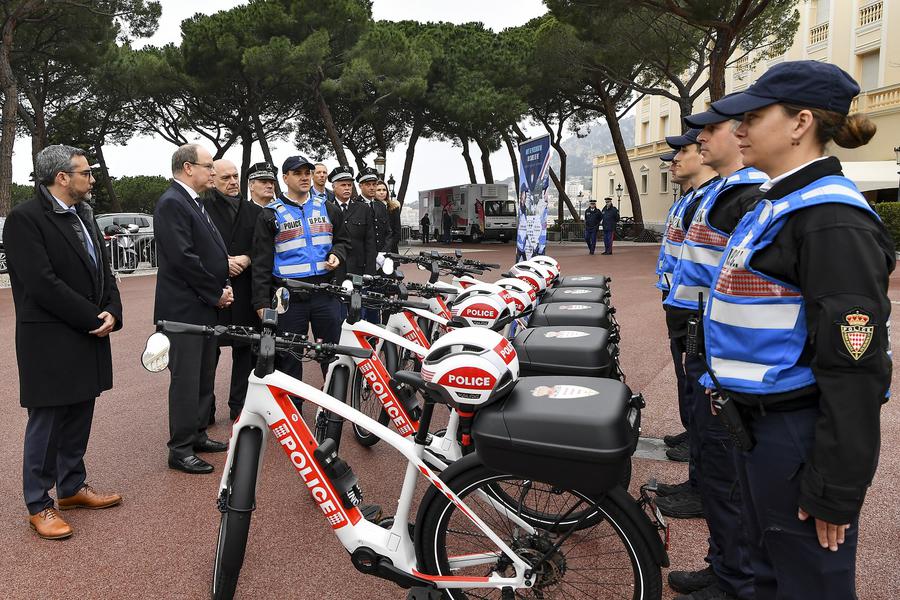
(494, 277, 536, 314)
(421, 328, 519, 408)
(453, 282, 515, 312)
(530, 255, 561, 282)
(454, 274, 481, 290)
(450, 292, 511, 329)
(510, 260, 549, 294)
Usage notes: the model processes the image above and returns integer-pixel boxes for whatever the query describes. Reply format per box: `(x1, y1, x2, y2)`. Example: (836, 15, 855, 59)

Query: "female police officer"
(701, 60, 893, 598)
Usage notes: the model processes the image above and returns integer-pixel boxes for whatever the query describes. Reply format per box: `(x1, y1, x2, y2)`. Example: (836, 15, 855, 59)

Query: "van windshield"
(485, 201, 516, 217)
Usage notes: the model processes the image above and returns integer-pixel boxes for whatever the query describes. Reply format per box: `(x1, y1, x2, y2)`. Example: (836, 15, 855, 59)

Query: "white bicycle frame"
(221, 368, 534, 590)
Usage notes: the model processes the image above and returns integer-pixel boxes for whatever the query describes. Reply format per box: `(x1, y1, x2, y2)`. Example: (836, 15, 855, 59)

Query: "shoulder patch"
(839, 309, 875, 361)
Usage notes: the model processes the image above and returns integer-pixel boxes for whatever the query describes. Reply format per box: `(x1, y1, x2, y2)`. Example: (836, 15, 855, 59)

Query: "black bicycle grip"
(283, 279, 318, 291)
(156, 320, 213, 336)
(400, 299, 430, 310)
(331, 344, 373, 359)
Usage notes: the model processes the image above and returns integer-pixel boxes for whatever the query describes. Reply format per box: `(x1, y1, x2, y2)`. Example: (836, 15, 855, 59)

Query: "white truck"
(417, 183, 515, 243)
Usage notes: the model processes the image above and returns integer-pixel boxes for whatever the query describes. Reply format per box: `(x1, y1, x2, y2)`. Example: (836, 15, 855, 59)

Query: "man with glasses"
(154, 144, 233, 475)
(5, 144, 123, 539)
(204, 159, 263, 422)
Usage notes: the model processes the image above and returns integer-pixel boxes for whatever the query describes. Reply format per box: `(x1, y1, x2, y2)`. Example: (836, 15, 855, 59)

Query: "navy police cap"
(247, 161, 277, 181)
(356, 166, 379, 184)
(328, 165, 355, 183)
(684, 94, 742, 128)
(711, 60, 860, 117)
(660, 150, 677, 162)
(665, 128, 701, 150)
(282, 155, 315, 173)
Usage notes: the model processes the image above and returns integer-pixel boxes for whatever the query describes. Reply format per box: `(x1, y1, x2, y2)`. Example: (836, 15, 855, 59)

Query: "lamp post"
(615, 183, 623, 212)
(895, 146, 900, 203)
(577, 190, 583, 216)
(374, 152, 386, 179)
(387, 174, 396, 199)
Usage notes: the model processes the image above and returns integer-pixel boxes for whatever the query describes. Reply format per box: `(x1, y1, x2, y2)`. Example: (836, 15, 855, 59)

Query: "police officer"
(251, 155, 351, 383)
(663, 103, 768, 600)
(355, 165, 389, 322)
(701, 61, 892, 599)
(583, 199, 600, 254)
(654, 128, 719, 519)
(600, 197, 619, 254)
(328, 164, 376, 283)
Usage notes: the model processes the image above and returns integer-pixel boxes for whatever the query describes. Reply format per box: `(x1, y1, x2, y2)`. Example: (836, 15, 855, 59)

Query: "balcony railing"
(858, 1, 882, 27)
(809, 22, 829, 45)
(848, 83, 900, 115)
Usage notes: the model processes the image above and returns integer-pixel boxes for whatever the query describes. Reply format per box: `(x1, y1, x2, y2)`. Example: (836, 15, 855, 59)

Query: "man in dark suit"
(328, 164, 375, 285)
(204, 159, 262, 422)
(311, 162, 335, 203)
(5, 144, 123, 540)
(154, 144, 233, 475)
(355, 165, 390, 322)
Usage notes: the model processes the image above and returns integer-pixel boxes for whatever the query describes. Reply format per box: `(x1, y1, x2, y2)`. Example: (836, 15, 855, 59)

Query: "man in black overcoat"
(154, 144, 233, 475)
(204, 159, 262, 421)
(5, 144, 123, 540)
(327, 164, 375, 285)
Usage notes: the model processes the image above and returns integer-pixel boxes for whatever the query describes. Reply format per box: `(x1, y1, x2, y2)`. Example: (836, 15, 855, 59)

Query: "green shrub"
(874, 202, 900, 250)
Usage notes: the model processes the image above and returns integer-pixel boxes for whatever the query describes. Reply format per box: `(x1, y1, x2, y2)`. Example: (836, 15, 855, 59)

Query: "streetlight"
(895, 146, 900, 202)
(374, 152, 386, 179)
(577, 190, 583, 216)
(615, 183, 623, 212)
(387, 174, 396, 199)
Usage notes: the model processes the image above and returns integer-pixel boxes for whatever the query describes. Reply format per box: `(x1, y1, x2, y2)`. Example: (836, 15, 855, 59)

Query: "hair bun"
(833, 113, 877, 148)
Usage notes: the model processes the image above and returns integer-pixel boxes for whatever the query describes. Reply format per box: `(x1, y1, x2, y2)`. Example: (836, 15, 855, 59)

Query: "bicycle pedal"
(360, 503, 383, 523)
(406, 587, 442, 600)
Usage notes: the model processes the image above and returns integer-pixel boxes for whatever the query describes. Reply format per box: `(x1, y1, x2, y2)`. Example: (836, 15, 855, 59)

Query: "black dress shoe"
(664, 430, 689, 447)
(666, 439, 690, 462)
(669, 566, 717, 594)
(656, 479, 693, 497)
(208, 411, 216, 426)
(168, 455, 214, 474)
(194, 438, 228, 453)
(229, 408, 242, 421)
(655, 490, 703, 519)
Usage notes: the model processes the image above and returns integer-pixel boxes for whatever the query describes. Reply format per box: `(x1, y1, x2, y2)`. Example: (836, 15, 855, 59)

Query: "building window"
(661, 171, 669, 194)
(641, 120, 649, 144)
(858, 50, 880, 91)
(608, 178, 615, 196)
(814, 0, 830, 25)
(659, 115, 669, 139)
(640, 173, 648, 195)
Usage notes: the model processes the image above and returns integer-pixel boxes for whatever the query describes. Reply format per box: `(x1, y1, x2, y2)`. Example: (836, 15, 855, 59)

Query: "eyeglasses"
(63, 170, 94, 177)
(187, 162, 215, 170)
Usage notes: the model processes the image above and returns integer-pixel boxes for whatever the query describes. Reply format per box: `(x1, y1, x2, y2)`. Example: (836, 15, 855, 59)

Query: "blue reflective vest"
(665, 168, 768, 310)
(655, 192, 693, 292)
(700, 175, 878, 394)
(269, 196, 333, 279)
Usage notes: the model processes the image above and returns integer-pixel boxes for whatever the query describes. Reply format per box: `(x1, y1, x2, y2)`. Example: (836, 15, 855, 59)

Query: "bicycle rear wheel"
(349, 366, 390, 447)
(416, 458, 661, 599)
(211, 426, 263, 600)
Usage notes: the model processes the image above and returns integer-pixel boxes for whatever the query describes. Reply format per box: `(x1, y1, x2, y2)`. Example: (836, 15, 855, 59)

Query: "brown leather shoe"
(29, 508, 73, 540)
(58, 484, 122, 510)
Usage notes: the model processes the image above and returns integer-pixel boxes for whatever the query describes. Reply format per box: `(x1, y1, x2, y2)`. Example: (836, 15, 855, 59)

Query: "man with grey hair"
(4, 144, 123, 539)
(154, 143, 232, 474)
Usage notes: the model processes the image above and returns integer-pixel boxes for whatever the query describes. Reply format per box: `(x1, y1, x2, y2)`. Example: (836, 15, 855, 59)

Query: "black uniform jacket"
(153, 181, 229, 326)
(251, 196, 351, 310)
(358, 196, 392, 253)
(4, 186, 123, 408)
(735, 157, 894, 524)
(329, 198, 376, 281)
(203, 190, 261, 327)
(386, 203, 401, 254)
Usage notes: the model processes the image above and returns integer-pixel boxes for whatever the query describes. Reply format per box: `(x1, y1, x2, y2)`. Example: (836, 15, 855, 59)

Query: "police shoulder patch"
(839, 308, 874, 361)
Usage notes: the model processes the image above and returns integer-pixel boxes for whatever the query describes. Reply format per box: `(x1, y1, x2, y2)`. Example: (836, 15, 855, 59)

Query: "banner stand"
(516, 135, 553, 261)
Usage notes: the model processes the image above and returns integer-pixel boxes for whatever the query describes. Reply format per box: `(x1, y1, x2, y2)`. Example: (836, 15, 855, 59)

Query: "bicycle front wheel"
(211, 426, 263, 600)
(349, 365, 390, 447)
(416, 460, 661, 600)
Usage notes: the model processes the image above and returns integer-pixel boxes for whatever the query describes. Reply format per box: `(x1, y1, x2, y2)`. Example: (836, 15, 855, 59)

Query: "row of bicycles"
(141, 251, 670, 600)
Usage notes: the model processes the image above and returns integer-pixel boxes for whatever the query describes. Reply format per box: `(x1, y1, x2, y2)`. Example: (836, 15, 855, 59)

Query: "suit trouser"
(167, 332, 217, 458)
(738, 408, 858, 600)
(585, 227, 598, 253)
(212, 341, 255, 419)
(23, 399, 95, 514)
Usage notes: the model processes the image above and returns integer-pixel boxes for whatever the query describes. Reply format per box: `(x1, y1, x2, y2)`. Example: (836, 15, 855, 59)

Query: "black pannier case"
(542, 287, 609, 305)
(512, 326, 617, 378)
(473, 376, 639, 494)
(528, 302, 614, 330)
(555, 274, 610, 289)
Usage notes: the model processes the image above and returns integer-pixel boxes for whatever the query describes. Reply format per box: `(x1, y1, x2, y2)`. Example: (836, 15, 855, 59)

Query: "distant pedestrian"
(600, 197, 619, 254)
(5, 144, 123, 540)
(583, 199, 600, 254)
(442, 209, 452, 243)
(420, 212, 431, 244)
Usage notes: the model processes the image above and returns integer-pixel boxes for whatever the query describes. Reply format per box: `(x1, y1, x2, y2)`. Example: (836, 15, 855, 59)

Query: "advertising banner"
(516, 135, 552, 261)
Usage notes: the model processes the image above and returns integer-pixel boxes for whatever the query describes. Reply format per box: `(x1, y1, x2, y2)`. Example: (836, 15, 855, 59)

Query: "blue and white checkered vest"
(269, 197, 333, 279)
(700, 175, 878, 394)
(665, 168, 768, 310)
(655, 192, 694, 292)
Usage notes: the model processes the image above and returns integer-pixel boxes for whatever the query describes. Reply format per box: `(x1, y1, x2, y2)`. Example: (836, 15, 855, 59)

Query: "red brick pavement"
(0, 242, 897, 599)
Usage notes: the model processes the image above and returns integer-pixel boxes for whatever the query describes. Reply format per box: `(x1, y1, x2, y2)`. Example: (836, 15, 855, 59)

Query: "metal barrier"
(104, 232, 156, 273)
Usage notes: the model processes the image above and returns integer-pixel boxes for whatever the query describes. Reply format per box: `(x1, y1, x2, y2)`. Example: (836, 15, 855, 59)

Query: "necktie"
(69, 208, 98, 267)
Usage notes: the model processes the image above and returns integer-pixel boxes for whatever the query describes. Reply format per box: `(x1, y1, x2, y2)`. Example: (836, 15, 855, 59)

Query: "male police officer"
(355, 165, 389, 322)
(584, 199, 600, 254)
(600, 197, 619, 254)
(247, 161, 277, 208)
(251, 155, 350, 383)
(328, 165, 376, 282)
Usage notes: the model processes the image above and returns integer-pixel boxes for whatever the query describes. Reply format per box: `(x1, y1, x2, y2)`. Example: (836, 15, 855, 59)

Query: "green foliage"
(11, 183, 35, 208)
(875, 202, 900, 250)
(110, 176, 170, 215)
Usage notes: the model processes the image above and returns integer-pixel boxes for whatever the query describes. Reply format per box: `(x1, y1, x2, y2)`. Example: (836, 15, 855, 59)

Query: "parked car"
(96, 212, 155, 266)
(0, 216, 7, 274)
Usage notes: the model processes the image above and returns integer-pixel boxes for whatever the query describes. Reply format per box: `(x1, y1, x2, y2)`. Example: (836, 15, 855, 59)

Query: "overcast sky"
(10, 0, 549, 198)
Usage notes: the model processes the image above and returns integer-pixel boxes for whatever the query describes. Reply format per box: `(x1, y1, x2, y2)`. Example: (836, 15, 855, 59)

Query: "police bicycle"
(141, 303, 667, 600)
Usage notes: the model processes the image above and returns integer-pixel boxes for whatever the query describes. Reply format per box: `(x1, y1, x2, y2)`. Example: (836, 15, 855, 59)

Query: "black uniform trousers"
(23, 399, 95, 514)
(215, 341, 255, 418)
(669, 335, 700, 491)
(167, 332, 217, 459)
(738, 407, 858, 600)
(277, 290, 341, 383)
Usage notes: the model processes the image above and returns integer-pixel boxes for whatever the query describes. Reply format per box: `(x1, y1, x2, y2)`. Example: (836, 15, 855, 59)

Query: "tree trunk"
(707, 35, 729, 102)
(94, 143, 120, 212)
(677, 94, 694, 132)
(459, 136, 477, 184)
(549, 168, 580, 221)
(502, 130, 519, 199)
(0, 29, 19, 216)
(599, 86, 643, 228)
(551, 141, 568, 224)
(314, 73, 350, 167)
(397, 115, 423, 206)
(474, 136, 494, 184)
(240, 131, 253, 199)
